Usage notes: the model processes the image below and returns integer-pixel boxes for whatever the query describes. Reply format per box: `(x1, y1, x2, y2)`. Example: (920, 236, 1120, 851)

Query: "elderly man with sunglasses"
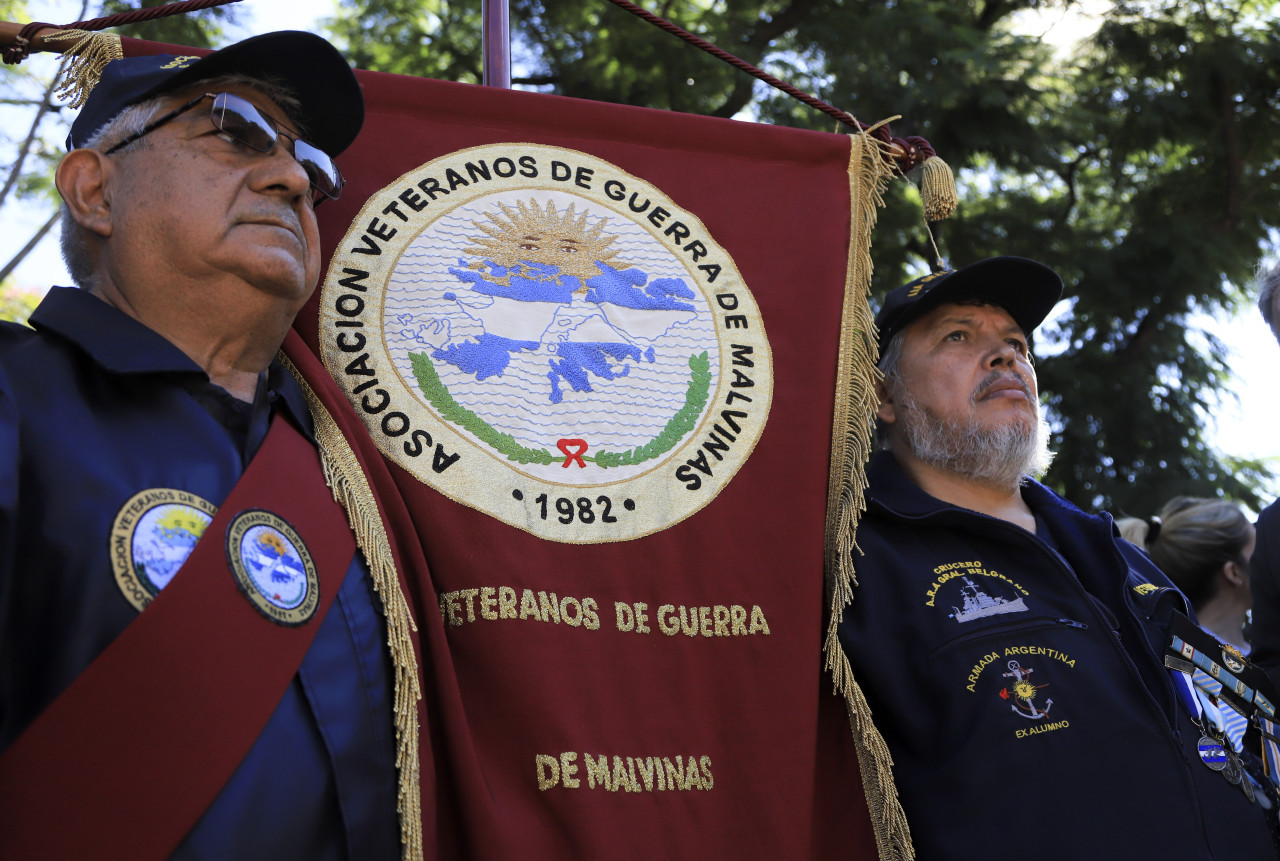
(0, 33, 406, 860)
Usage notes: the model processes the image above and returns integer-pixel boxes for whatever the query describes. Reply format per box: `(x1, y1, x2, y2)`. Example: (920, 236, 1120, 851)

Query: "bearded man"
(837, 257, 1277, 860)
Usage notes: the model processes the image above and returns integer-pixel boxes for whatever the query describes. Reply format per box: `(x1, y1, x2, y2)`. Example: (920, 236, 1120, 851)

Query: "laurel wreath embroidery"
(410, 350, 712, 468)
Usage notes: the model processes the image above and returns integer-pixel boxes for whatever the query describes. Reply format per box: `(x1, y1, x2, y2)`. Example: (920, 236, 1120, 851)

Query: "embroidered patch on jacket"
(964, 646, 1076, 738)
(998, 654, 1074, 739)
(225, 510, 319, 626)
(1000, 659, 1054, 719)
(923, 559, 1030, 622)
(319, 143, 773, 544)
(1222, 644, 1247, 674)
(1131, 582, 1159, 596)
(111, 488, 217, 612)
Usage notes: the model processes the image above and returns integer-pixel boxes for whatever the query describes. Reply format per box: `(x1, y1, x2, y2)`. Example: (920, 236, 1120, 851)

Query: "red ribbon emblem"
(557, 438, 588, 468)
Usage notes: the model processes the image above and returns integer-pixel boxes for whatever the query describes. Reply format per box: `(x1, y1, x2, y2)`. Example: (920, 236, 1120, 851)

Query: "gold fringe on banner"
(822, 127, 915, 861)
(280, 355, 425, 861)
(42, 29, 123, 108)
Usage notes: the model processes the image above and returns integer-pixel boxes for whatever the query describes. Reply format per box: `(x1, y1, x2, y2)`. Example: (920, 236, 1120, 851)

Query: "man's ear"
(875, 377, 897, 425)
(55, 150, 113, 240)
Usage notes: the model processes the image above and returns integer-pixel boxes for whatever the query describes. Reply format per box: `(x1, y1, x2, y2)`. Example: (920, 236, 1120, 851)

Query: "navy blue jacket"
(0, 287, 400, 860)
(1250, 500, 1280, 694)
(839, 451, 1274, 860)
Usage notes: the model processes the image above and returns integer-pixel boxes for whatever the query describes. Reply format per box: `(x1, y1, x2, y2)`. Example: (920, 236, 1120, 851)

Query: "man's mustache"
(972, 370, 1034, 403)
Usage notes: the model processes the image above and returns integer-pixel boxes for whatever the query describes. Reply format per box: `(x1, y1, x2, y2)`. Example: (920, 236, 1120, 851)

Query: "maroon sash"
(0, 412, 355, 860)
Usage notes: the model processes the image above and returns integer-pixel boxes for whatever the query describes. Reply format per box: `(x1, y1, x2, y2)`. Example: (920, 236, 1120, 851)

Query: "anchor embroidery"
(999, 659, 1053, 719)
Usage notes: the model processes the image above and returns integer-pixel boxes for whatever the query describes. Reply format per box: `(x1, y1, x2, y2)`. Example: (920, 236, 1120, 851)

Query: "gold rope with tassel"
(280, 355, 425, 861)
(41, 28, 122, 108)
(823, 126, 915, 861)
(918, 154, 957, 222)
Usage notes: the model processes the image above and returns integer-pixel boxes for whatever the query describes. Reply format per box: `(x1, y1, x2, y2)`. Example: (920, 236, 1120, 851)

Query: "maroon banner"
(119, 36, 881, 858)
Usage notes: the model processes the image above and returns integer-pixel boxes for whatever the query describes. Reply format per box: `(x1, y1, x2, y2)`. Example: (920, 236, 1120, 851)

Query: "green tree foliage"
(1036, 1, 1280, 512)
(328, 0, 1280, 514)
(324, 0, 484, 82)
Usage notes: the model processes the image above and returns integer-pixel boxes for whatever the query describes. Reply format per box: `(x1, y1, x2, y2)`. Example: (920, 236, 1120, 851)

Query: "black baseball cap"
(874, 256, 1064, 353)
(67, 30, 363, 155)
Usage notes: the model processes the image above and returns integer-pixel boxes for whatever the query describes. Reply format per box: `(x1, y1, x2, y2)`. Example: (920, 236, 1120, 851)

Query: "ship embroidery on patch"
(947, 576, 1029, 623)
(320, 143, 773, 543)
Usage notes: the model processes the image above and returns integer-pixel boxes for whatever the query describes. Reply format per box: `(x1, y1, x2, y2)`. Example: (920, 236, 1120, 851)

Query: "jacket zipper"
(930, 616, 1088, 659)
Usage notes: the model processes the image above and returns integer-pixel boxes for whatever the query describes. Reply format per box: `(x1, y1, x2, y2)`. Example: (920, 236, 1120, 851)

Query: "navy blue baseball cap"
(67, 30, 363, 155)
(874, 256, 1063, 354)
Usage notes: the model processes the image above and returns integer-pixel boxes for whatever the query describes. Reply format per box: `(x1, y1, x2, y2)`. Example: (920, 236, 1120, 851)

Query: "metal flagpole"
(481, 0, 511, 88)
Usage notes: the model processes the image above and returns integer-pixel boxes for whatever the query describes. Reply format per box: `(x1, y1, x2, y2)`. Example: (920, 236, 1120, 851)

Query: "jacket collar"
(31, 286, 312, 436)
(865, 449, 1097, 534)
(32, 286, 204, 376)
(866, 449, 1139, 599)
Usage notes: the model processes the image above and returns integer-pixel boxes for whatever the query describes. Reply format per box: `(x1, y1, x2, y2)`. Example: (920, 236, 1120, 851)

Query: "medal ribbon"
(1164, 615, 1280, 799)
(1192, 670, 1248, 752)
(1259, 715, 1280, 784)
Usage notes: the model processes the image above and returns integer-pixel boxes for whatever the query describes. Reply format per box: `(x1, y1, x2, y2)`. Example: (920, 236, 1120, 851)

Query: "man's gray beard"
(893, 384, 1054, 491)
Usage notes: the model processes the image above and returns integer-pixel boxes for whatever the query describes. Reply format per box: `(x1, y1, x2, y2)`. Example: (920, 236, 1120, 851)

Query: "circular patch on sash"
(319, 143, 774, 543)
(225, 510, 319, 626)
(111, 489, 218, 612)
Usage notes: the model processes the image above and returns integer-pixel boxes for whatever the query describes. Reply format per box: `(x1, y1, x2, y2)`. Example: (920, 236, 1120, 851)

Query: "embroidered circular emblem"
(320, 144, 773, 543)
(225, 510, 319, 626)
(1222, 645, 1246, 674)
(111, 488, 217, 612)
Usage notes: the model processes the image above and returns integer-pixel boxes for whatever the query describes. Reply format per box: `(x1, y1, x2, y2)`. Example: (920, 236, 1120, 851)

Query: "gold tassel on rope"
(280, 356, 425, 861)
(918, 155, 957, 222)
(822, 127, 915, 861)
(42, 29, 122, 108)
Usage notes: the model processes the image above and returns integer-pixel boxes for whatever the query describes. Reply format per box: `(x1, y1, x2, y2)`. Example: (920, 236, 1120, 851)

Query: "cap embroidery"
(905, 269, 951, 297)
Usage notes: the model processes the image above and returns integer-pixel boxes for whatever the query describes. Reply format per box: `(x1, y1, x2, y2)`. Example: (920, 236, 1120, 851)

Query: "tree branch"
(1211, 67, 1243, 231)
(1058, 149, 1092, 225)
(0, 72, 60, 212)
(975, 0, 1011, 32)
(0, 0, 87, 211)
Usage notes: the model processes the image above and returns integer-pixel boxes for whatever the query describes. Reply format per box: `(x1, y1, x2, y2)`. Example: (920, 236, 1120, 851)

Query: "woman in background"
(1125, 497, 1255, 651)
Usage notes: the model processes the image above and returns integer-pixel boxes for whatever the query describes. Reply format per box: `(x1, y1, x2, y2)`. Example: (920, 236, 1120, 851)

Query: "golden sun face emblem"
(154, 506, 207, 537)
(466, 198, 620, 282)
(1013, 680, 1038, 702)
(257, 531, 287, 555)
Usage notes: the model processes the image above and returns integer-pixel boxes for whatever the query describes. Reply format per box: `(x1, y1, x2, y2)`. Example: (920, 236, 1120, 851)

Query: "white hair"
(1259, 261, 1280, 346)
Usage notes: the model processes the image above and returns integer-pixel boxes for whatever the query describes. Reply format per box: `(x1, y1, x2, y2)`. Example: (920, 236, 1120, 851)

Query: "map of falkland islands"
(383, 194, 722, 483)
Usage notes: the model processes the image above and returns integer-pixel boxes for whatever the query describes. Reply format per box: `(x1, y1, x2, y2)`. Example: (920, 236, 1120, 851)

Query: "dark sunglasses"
(104, 91, 345, 203)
